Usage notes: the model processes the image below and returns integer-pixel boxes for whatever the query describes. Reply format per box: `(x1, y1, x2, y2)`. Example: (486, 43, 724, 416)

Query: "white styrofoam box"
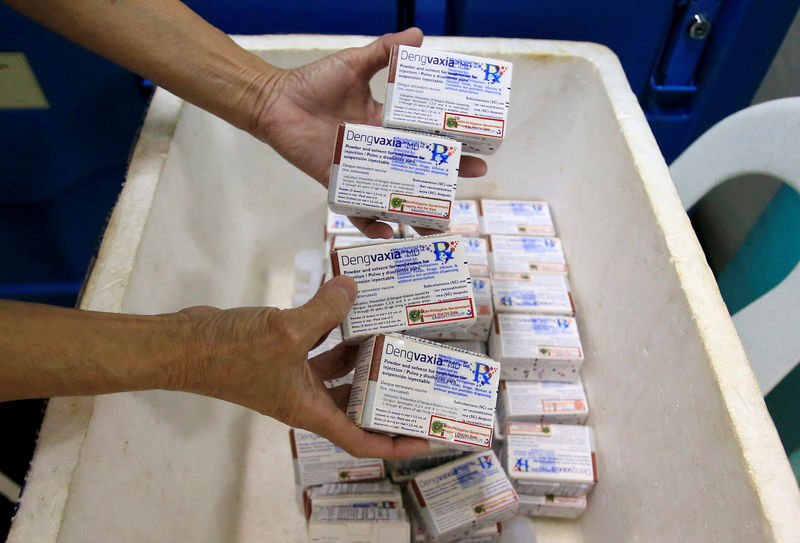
(488, 235, 567, 274)
(303, 480, 403, 519)
(479, 200, 555, 236)
(491, 272, 575, 316)
(490, 314, 584, 382)
(497, 380, 589, 426)
(504, 423, 597, 498)
(290, 428, 385, 487)
(11, 36, 798, 543)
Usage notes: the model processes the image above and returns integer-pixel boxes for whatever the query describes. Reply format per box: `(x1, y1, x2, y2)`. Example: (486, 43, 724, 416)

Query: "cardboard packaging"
(487, 235, 567, 274)
(479, 200, 555, 236)
(407, 451, 518, 542)
(489, 313, 584, 382)
(331, 234, 476, 343)
(491, 272, 575, 316)
(307, 507, 410, 543)
(497, 380, 589, 425)
(347, 334, 500, 450)
(504, 422, 597, 497)
(383, 45, 512, 155)
(328, 123, 461, 230)
(290, 428, 385, 487)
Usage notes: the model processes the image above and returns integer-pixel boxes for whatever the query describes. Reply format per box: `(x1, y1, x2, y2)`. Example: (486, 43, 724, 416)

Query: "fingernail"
(328, 275, 357, 302)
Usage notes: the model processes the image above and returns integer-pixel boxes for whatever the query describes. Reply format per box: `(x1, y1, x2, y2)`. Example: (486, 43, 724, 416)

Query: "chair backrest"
(670, 97, 800, 395)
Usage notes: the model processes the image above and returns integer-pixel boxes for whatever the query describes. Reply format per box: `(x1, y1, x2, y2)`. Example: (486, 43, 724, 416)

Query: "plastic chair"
(670, 97, 800, 395)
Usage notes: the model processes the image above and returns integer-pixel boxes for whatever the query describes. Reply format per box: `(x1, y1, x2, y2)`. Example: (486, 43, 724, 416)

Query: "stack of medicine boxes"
(479, 200, 598, 518)
(290, 46, 597, 541)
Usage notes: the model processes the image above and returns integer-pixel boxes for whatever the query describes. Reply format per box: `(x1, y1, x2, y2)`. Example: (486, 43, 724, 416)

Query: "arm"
(0, 277, 429, 459)
(5, 0, 486, 237)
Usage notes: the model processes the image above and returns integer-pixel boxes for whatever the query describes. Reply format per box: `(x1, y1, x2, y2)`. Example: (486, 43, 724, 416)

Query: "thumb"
(357, 27, 424, 78)
(291, 275, 357, 347)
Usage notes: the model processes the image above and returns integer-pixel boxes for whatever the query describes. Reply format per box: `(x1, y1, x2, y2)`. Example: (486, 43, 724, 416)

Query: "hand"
(178, 275, 430, 459)
(250, 28, 487, 239)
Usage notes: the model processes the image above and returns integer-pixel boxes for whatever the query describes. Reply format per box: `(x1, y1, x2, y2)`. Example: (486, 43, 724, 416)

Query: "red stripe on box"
(369, 335, 385, 382)
(591, 451, 598, 483)
(289, 429, 298, 459)
(410, 479, 427, 508)
(388, 45, 399, 84)
(333, 124, 346, 165)
(330, 251, 341, 277)
(568, 292, 576, 316)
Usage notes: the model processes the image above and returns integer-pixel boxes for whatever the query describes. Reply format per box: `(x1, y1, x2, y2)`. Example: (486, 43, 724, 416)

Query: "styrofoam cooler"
(8, 36, 800, 542)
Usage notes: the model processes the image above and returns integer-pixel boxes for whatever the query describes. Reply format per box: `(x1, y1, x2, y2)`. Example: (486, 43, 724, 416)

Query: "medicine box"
(491, 272, 575, 316)
(331, 234, 476, 343)
(488, 235, 567, 273)
(408, 451, 518, 542)
(440, 340, 487, 355)
(328, 123, 461, 230)
(346, 334, 500, 450)
(489, 313, 584, 382)
(517, 493, 587, 519)
(307, 507, 410, 543)
(479, 200, 555, 236)
(504, 422, 597, 497)
(411, 509, 501, 543)
(326, 209, 400, 238)
(386, 441, 469, 474)
(290, 428, 385, 487)
(303, 481, 403, 519)
(383, 45, 512, 155)
(413, 275, 492, 342)
(497, 380, 589, 425)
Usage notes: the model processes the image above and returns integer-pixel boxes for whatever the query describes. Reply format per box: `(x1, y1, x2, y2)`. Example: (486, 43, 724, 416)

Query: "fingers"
(309, 343, 359, 380)
(357, 27, 424, 79)
(290, 276, 357, 346)
(347, 216, 395, 239)
(309, 407, 431, 460)
(459, 155, 488, 178)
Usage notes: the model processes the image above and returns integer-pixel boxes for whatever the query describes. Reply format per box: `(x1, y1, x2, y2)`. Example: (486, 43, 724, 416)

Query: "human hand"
(248, 28, 487, 239)
(176, 275, 430, 459)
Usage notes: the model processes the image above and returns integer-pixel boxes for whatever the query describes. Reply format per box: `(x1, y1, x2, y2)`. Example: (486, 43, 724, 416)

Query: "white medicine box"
(383, 45, 512, 155)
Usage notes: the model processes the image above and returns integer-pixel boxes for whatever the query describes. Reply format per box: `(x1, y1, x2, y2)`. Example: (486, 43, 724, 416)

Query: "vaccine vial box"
(383, 45, 512, 155)
(517, 493, 587, 519)
(503, 422, 597, 497)
(491, 272, 575, 315)
(408, 450, 518, 542)
(479, 200, 555, 236)
(401, 232, 489, 278)
(412, 275, 493, 342)
(326, 209, 400, 239)
(289, 428, 385, 487)
(497, 380, 589, 425)
(303, 481, 403, 519)
(307, 507, 410, 543)
(489, 313, 584, 382)
(488, 235, 567, 273)
(411, 509, 501, 543)
(346, 334, 500, 450)
(331, 234, 476, 343)
(328, 123, 461, 230)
